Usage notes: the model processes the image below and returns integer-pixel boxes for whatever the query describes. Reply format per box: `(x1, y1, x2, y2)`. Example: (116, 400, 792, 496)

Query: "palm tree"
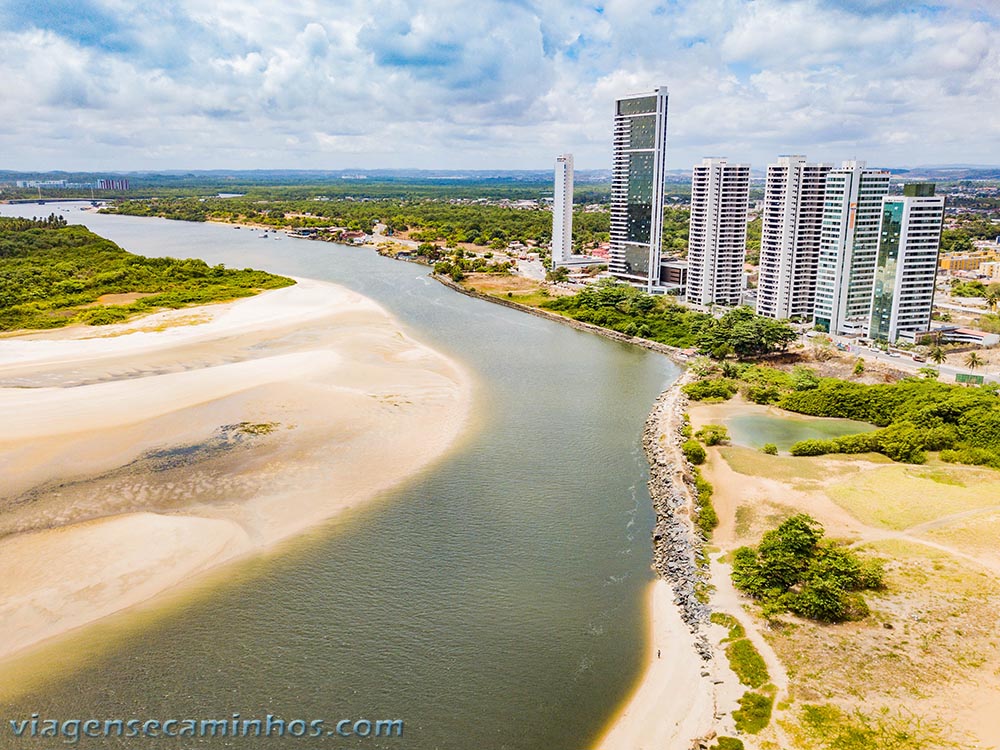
(987, 286, 1000, 313)
(966, 352, 985, 371)
(930, 346, 947, 365)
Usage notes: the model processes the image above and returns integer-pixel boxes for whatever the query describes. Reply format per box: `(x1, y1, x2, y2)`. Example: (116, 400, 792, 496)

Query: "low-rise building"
(939, 249, 1000, 272)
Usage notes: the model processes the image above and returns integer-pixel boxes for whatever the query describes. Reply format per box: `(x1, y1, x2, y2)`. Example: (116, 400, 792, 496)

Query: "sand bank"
(0, 277, 471, 661)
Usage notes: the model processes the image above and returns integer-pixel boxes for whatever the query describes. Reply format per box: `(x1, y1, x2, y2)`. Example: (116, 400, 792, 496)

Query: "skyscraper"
(686, 158, 750, 307)
(551, 154, 574, 267)
(813, 161, 891, 335)
(756, 156, 832, 320)
(609, 87, 669, 289)
(868, 184, 945, 343)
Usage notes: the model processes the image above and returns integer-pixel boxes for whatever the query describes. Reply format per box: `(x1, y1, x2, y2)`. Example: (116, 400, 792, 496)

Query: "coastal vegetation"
(0, 215, 293, 331)
(683, 363, 1000, 468)
(731, 514, 884, 623)
(535, 281, 797, 355)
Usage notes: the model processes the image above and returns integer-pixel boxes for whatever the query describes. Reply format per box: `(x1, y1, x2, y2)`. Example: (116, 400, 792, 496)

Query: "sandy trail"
(0, 277, 471, 662)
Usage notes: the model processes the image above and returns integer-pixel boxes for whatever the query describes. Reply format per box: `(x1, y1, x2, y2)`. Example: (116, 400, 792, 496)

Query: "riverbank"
(0, 277, 472, 662)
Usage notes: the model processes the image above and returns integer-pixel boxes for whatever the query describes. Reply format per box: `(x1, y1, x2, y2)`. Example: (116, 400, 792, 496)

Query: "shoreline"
(0, 277, 472, 663)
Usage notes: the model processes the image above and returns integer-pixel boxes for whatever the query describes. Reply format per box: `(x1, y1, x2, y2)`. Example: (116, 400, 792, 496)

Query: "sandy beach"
(0, 277, 471, 661)
(596, 578, 715, 750)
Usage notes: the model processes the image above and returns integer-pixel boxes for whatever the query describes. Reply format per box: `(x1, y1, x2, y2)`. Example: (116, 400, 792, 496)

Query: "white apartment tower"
(756, 156, 832, 320)
(686, 158, 751, 307)
(813, 161, 891, 335)
(868, 184, 945, 342)
(609, 87, 669, 289)
(551, 154, 574, 267)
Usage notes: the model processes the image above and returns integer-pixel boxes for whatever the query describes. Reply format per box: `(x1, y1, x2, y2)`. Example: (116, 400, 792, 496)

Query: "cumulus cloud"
(0, 0, 997, 170)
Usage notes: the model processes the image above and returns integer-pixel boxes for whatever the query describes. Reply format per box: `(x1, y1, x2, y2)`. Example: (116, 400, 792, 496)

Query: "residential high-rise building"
(609, 87, 669, 289)
(686, 158, 750, 307)
(551, 154, 574, 267)
(813, 161, 891, 335)
(868, 184, 945, 342)
(756, 156, 832, 320)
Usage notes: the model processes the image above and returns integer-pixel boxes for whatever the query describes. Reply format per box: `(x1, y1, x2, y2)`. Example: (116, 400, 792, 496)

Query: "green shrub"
(692, 468, 718, 537)
(761, 443, 778, 455)
(696, 424, 730, 446)
(744, 384, 782, 404)
(682, 440, 707, 465)
(683, 378, 738, 401)
(731, 514, 882, 623)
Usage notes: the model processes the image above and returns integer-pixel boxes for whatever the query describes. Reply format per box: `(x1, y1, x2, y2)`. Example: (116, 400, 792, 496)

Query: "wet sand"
(0, 278, 471, 661)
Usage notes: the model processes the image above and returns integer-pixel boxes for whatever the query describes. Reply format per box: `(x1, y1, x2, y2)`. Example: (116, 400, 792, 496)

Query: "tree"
(546, 266, 569, 283)
(930, 346, 947, 365)
(966, 352, 985, 371)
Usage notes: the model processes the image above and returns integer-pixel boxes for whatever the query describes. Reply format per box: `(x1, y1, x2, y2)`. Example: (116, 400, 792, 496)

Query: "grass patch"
(726, 638, 770, 688)
(796, 703, 963, 749)
(236, 422, 280, 435)
(710, 611, 746, 641)
(733, 688, 775, 734)
(718, 446, 835, 483)
(735, 504, 755, 537)
(710, 738, 745, 750)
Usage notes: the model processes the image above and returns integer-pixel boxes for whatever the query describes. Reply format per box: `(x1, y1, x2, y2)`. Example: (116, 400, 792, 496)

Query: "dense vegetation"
(539, 282, 796, 355)
(732, 515, 884, 623)
(950, 278, 1000, 300)
(684, 363, 1000, 467)
(541, 279, 711, 346)
(105, 196, 605, 247)
(0, 215, 293, 331)
(940, 213, 1000, 253)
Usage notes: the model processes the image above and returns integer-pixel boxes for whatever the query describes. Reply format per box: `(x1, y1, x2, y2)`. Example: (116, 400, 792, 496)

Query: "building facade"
(756, 156, 831, 320)
(868, 184, 945, 342)
(686, 158, 751, 307)
(551, 154, 574, 267)
(609, 87, 670, 289)
(813, 161, 891, 335)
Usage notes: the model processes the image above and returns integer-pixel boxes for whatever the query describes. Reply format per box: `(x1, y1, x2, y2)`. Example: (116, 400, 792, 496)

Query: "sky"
(1, 0, 998, 172)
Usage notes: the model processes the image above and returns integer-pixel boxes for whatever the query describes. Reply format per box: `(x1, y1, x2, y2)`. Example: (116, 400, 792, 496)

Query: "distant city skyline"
(1, 0, 998, 171)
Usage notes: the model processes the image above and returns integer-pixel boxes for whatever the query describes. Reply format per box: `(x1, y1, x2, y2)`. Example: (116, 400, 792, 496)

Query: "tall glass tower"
(868, 184, 945, 342)
(609, 87, 669, 290)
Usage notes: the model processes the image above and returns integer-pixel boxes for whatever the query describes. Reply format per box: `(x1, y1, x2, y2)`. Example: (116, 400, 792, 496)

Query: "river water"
(0, 204, 680, 749)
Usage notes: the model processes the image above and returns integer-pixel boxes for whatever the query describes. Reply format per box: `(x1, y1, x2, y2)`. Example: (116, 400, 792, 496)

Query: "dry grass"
(462, 273, 542, 295)
(825, 465, 1000, 530)
(719, 446, 843, 484)
(920, 509, 1000, 564)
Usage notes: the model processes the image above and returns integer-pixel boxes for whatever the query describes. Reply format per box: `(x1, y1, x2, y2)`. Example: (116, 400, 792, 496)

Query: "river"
(0, 204, 680, 749)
